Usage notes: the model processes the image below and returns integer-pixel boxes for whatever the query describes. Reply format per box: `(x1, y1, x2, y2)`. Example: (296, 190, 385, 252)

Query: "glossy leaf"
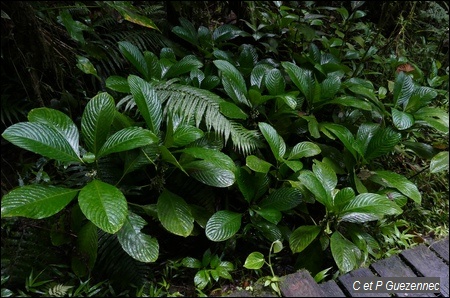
(243, 252, 265, 269)
(182, 147, 236, 172)
(184, 160, 235, 188)
(246, 155, 273, 173)
(333, 187, 355, 209)
(128, 75, 162, 133)
(289, 225, 321, 253)
(258, 122, 286, 161)
(2, 122, 81, 163)
(214, 60, 250, 106)
(393, 71, 414, 108)
(330, 231, 360, 273)
(1, 185, 78, 219)
(78, 180, 128, 234)
(298, 170, 331, 209)
(98, 127, 158, 158)
(365, 127, 401, 161)
(118, 41, 150, 80)
(205, 210, 242, 241)
(123, 145, 159, 176)
(250, 64, 271, 88)
(282, 62, 314, 102)
(369, 171, 421, 204)
(255, 208, 282, 225)
(414, 107, 449, 133)
(117, 212, 159, 262)
(288, 141, 321, 160)
(430, 151, 449, 173)
(258, 187, 302, 211)
(265, 69, 285, 95)
(81, 93, 116, 155)
(219, 101, 248, 119)
(173, 125, 204, 147)
(312, 159, 337, 194)
(339, 193, 402, 223)
(392, 108, 414, 130)
(163, 55, 203, 79)
(106, 76, 130, 93)
(76, 56, 98, 78)
(157, 190, 194, 237)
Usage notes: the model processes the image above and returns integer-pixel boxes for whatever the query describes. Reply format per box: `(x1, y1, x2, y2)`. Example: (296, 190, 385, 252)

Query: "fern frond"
(153, 81, 262, 155)
(48, 284, 73, 297)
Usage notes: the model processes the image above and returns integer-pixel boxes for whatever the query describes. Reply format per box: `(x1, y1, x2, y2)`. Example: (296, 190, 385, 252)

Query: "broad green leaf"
(27, 107, 78, 150)
(2, 122, 81, 163)
(172, 18, 198, 46)
(194, 270, 210, 290)
(106, 2, 160, 31)
(272, 240, 283, 253)
(303, 115, 321, 139)
(282, 62, 314, 102)
(258, 122, 286, 161)
(205, 210, 242, 241)
(414, 107, 449, 133)
(163, 55, 203, 79)
(59, 9, 88, 44)
(128, 75, 162, 133)
(392, 108, 414, 130)
(284, 160, 303, 172)
(243, 252, 265, 269)
(312, 159, 337, 193)
(320, 123, 357, 159)
(182, 147, 236, 172)
(72, 221, 98, 277)
(118, 41, 150, 80)
(144, 51, 162, 80)
(78, 180, 128, 234)
(219, 101, 248, 119)
(246, 155, 273, 173)
(76, 55, 98, 78)
(333, 187, 355, 209)
(236, 167, 256, 203)
(259, 187, 302, 211)
(277, 92, 298, 110)
(353, 123, 379, 159)
(393, 71, 414, 108)
(326, 96, 372, 111)
(369, 171, 421, 204)
(117, 212, 159, 262)
(288, 141, 321, 160)
(403, 141, 439, 160)
(123, 145, 159, 176)
(320, 75, 341, 100)
(430, 151, 449, 173)
(255, 208, 282, 225)
(250, 64, 271, 88)
(365, 127, 401, 161)
(340, 193, 402, 223)
(298, 170, 331, 208)
(183, 160, 235, 187)
(173, 125, 204, 147)
(289, 225, 321, 253)
(265, 69, 285, 95)
(405, 86, 438, 113)
(212, 24, 243, 43)
(182, 257, 202, 269)
(214, 60, 250, 106)
(98, 127, 158, 158)
(330, 231, 360, 273)
(1, 185, 78, 219)
(106, 76, 130, 93)
(157, 190, 194, 237)
(159, 145, 187, 175)
(81, 93, 116, 155)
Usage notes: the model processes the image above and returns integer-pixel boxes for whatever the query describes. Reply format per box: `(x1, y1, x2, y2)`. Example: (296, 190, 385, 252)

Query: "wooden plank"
(279, 269, 326, 297)
(370, 255, 435, 297)
(319, 280, 346, 297)
(430, 237, 449, 263)
(400, 244, 449, 297)
(338, 268, 390, 297)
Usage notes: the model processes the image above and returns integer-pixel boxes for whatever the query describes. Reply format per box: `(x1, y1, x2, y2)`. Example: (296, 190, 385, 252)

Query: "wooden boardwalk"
(279, 236, 449, 297)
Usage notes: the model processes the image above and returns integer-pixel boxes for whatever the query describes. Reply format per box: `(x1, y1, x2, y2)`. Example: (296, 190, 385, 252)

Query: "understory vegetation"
(1, 1, 448, 297)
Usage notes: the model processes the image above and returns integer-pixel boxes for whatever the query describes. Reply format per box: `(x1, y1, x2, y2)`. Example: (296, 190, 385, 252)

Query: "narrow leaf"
(258, 122, 286, 161)
(258, 187, 302, 211)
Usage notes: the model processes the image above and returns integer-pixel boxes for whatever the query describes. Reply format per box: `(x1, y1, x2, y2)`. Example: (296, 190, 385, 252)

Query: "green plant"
(243, 240, 284, 296)
(181, 249, 234, 291)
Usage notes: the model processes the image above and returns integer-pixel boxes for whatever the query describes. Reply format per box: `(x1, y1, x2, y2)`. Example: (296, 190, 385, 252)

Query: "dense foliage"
(1, 1, 448, 296)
